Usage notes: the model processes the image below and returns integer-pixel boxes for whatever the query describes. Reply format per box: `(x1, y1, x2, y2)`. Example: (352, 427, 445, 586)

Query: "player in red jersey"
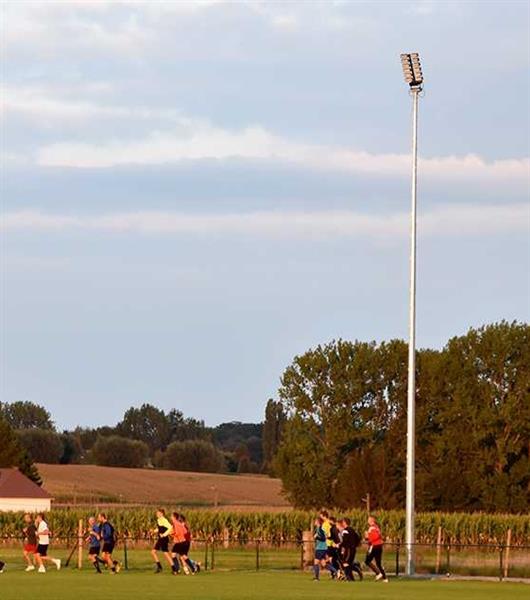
(364, 516, 388, 582)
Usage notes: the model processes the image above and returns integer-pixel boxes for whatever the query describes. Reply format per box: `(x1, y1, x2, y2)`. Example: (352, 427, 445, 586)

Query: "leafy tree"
(419, 321, 530, 512)
(168, 409, 208, 442)
(116, 404, 171, 452)
(16, 429, 64, 464)
(274, 322, 530, 512)
(274, 339, 409, 509)
(262, 399, 286, 474)
(159, 439, 226, 473)
(0, 417, 41, 484)
(0, 401, 54, 430)
(73, 426, 117, 454)
(90, 435, 149, 468)
(60, 432, 83, 464)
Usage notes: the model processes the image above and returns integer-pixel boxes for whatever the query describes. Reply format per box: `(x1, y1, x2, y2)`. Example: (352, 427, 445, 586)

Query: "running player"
(327, 516, 341, 573)
(34, 513, 61, 573)
(171, 512, 187, 574)
(86, 516, 103, 573)
(338, 517, 362, 581)
(22, 513, 37, 572)
(178, 514, 199, 574)
(312, 516, 337, 581)
(151, 509, 174, 573)
(364, 516, 388, 582)
(97, 513, 120, 574)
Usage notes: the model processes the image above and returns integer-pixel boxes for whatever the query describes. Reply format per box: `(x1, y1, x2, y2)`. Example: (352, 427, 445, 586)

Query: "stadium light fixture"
(401, 51, 424, 578)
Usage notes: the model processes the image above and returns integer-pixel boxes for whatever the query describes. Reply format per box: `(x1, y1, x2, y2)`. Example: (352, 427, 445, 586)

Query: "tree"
(274, 322, 530, 512)
(274, 338, 410, 509)
(16, 429, 64, 464)
(159, 439, 226, 473)
(60, 432, 83, 464)
(90, 435, 149, 468)
(116, 404, 171, 453)
(262, 399, 286, 474)
(0, 417, 41, 485)
(419, 321, 530, 512)
(168, 409, 208, 442)
(0, 401, 54, 430)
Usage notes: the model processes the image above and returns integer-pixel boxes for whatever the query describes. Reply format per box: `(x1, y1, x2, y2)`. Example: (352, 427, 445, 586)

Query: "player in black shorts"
(86, 516, 105, 573)
(338, 518, 363, 581)
(97, 513, 120, 574)
(151, 509, 174, 573)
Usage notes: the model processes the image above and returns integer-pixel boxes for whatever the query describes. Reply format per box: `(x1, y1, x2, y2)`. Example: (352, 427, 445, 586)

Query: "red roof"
(0, 468, 51, 499)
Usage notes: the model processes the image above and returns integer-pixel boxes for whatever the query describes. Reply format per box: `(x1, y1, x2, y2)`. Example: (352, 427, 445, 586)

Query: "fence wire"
(1, 536, 529, 580)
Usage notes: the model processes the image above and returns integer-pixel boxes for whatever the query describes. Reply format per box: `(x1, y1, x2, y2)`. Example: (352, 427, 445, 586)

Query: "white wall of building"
(0, 498, 51, 512)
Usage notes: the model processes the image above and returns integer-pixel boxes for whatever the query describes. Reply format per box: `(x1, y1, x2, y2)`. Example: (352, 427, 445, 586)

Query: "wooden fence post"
(302, 530, 313, 570)
(435, 526, 443, 574)
(504, 529, 512, 579)
(77, 519, 83, 570)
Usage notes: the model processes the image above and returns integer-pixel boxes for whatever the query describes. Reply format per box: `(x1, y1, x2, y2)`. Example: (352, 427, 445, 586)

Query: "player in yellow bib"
(151, 509, 174, 573)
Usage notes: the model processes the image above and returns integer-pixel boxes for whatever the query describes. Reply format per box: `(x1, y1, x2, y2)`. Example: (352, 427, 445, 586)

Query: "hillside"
(38, 464, 289, 508)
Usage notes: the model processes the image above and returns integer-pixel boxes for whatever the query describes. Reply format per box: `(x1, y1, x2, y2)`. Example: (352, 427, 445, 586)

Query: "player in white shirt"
(34, 514, 61, 573)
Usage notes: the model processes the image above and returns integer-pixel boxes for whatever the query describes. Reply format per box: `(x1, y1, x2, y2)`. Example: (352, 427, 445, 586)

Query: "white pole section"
(405, 87, 419, 577)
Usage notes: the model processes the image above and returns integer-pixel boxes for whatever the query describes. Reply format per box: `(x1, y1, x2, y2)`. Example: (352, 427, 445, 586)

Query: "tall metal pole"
(405, 87, 419, 577)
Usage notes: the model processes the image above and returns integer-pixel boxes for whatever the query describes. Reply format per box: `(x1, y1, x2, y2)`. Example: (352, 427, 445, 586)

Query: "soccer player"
(312, 517, 337, 581)
(34, 513, 61, 573)
(178, 514, 200, 574)
(364, 516, 388, 582)
(327, 516, 341, 573)
(22, 513, 37, 571)
(86, 516, 104, 573)
(151, 509, 174, 573)
(338, 517, 362, 581)
(97, 513, 120, 574)
(170, 512, 187, 574)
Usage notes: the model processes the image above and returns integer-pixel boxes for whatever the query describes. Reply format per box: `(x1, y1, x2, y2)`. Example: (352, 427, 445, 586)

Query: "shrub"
(160, 439, 226, 473)
(90, 435, 149, 468)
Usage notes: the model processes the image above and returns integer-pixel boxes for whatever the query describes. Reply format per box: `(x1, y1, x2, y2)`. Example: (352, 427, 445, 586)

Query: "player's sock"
(312, 564, 320, 580)
(185, 558, 196, 571)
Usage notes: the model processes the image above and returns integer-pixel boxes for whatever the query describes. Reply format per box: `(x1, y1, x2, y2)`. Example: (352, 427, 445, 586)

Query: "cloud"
(3, 204, 528, 240)
(35, 123, 530, 186)
(2, 85, 185, 122)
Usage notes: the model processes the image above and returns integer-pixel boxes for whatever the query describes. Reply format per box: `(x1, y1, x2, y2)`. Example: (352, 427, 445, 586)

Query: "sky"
(1, 0, 529, 431)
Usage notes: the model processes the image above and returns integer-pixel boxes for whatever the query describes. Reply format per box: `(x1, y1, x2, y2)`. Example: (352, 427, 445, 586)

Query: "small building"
(0, 468, 52, 512)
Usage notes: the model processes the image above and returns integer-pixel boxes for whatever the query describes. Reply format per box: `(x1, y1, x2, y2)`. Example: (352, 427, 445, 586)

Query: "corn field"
(0, 509, 528, 546)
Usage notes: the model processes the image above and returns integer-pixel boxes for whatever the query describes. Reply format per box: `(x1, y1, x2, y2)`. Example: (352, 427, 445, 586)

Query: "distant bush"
(90, 435, 149, 468)
(17, 428, 63, 464)
(159, 439, 226, 473)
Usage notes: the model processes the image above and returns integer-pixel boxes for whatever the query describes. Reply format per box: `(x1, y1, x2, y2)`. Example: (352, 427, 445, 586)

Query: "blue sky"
(1, 0, 529, 430)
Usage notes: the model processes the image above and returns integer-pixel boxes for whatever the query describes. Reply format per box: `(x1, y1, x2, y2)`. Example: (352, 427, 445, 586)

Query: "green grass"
(1, 569, 528, 600)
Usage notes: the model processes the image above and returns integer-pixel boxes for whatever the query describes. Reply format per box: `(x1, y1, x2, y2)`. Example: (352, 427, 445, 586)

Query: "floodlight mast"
(400, 52, 423, 578)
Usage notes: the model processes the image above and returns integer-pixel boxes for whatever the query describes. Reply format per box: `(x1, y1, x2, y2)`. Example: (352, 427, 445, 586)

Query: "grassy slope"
(1, 570, 528, 600)
(38, 463, 288, 507)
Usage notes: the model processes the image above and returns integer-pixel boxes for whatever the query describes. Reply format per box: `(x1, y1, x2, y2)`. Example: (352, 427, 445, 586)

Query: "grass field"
(38, 463, 288, 507)
(1, 569, 528, 600)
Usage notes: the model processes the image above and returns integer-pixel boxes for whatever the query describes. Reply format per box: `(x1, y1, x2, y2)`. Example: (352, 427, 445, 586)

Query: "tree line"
(0, 402, 263, 478)
(271, 321, 529, 513)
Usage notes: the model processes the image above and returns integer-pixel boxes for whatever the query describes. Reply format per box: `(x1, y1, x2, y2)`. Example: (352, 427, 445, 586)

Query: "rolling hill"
(38, 463, 289, 509)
